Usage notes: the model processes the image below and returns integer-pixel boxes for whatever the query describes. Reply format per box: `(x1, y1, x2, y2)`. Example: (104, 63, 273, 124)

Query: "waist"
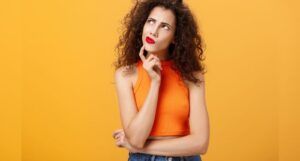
(128, 152, 202, 160)
(147, 135, 182, 140)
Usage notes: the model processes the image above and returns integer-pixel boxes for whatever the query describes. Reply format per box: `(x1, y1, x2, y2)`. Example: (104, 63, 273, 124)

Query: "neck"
(146, 49, 169, 61)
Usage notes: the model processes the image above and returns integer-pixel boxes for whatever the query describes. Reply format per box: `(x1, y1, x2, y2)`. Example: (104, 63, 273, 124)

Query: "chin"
(145, 44, 159, 52)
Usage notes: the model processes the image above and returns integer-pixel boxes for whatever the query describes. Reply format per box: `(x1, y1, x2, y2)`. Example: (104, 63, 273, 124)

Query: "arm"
(114, 67, 161, 149)
(133, 72, 210, 156)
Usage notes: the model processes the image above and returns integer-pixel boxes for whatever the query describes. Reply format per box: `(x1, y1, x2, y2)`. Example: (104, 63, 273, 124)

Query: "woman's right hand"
(139, 45, 162, 83)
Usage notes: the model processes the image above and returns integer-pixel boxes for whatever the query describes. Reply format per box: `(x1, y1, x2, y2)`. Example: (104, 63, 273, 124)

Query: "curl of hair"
(113, 0, 207, 85)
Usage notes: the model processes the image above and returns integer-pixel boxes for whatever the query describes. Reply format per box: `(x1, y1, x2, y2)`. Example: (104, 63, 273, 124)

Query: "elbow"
(124, 128, 146, 149)
(131, 141, 145, 149)
(198, 146, 208, 155)
(194, 136, 209, 155)
(127, 136, 146, 149)
(197, 142, 209, 155)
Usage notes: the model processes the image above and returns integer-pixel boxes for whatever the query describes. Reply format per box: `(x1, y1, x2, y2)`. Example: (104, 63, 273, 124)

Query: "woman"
(112, 0, 209, 160)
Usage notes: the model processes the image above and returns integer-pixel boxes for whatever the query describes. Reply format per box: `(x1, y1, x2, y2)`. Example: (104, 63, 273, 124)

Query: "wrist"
(150, 80, 161, 86)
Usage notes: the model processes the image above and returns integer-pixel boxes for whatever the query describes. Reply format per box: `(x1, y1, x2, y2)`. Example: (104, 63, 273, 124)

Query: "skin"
(113, 6, 210, 156)
(142, 6, 176, 61)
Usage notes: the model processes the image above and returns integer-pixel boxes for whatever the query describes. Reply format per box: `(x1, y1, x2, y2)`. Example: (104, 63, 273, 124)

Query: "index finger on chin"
(139, 45, 146, 62)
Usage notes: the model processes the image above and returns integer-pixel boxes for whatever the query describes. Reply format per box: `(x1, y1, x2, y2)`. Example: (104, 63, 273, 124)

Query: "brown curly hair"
(113, 0, 207, 85)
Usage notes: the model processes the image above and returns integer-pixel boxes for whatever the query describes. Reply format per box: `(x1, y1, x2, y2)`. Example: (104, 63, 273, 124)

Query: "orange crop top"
(133, 59, 190, 137)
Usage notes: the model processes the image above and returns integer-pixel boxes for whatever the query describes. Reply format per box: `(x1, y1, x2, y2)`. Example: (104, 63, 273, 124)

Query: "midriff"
(147, 136, 181, 140)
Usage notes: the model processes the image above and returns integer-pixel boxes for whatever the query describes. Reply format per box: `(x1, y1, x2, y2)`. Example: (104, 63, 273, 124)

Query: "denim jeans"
(128, 152, 202, 161)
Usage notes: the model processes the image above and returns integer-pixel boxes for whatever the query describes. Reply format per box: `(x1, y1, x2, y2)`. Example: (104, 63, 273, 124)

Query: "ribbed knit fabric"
(133, 59, 190, 136)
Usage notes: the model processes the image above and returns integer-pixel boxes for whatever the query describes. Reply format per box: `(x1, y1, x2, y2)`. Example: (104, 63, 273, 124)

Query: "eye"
(162, 25, 170, 30)
(147, 19, 154, 24)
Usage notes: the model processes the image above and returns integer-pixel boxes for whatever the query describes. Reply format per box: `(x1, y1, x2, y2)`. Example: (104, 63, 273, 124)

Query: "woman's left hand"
(112, 128, 139, 153)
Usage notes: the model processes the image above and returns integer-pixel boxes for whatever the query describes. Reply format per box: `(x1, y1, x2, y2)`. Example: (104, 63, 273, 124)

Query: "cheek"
(158, 34, 173, 45)
(142, 25, 150, 34)
(142, 26, 149, 40)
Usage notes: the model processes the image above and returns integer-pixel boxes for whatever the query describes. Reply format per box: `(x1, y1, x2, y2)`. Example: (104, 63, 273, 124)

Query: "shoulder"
(114, 64, 138, 86)
(193, 71, 205, 82)
(114, 66, 131, 83)
(184, 71, 205, 89)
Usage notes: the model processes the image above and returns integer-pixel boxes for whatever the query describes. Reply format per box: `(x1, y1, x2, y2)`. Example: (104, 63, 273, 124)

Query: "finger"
(113, 134, 118, 139)
(112, 130, 121, 138)
(112, 129, 123, 138)
(114, 132, 124, 139)
(148, 57, 161, 69)
(147, 55, 161, 66)
(115, 130, 125, 139)
(158, 62, 162, 70)
(146, 54, 155, 63)
(112, 129, 122, 135)
(113, 128, 123, 135)
(150, 59, 162, 71)
(156, 62, 162, 70)
(115, 133, 123, 139)
(116, 141, 121, 147)
(149, 60, 159, 70)
(153, 57, 162, 70)
(139, 45, 146, 62)
(150, 54, 159, 61)
(116, 139, 124, 147)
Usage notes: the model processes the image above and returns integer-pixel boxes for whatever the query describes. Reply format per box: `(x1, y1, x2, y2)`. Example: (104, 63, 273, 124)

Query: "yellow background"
(0, 0, 299, 161)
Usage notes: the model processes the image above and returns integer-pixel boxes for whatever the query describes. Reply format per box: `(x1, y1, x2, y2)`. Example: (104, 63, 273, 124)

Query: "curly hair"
(113, 0, 207, 85)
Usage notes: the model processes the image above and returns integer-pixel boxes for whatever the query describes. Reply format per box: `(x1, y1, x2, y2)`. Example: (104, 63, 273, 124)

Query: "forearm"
(126, 81, 160, 148)
(134, 134, 206, 157)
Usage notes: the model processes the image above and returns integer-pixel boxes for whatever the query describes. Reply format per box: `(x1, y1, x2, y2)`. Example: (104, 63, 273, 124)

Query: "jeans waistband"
(129, 152, 201, 161)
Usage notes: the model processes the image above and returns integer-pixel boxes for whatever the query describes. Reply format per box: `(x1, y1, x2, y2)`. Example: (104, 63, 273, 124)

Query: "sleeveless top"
(133, 59, 190, 136)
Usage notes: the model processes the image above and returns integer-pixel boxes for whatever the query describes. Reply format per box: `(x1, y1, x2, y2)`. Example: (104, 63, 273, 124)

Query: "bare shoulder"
(183, 71, 205, 89)
(114, 66, 131, 85)
(114, 64, 138, 87)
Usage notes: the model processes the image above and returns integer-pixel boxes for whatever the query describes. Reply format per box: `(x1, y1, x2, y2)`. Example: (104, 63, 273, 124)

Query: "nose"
(150, 25, 159, 37)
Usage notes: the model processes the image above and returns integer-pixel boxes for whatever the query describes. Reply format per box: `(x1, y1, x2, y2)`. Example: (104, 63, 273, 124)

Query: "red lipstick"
(146, 36, 155, 44)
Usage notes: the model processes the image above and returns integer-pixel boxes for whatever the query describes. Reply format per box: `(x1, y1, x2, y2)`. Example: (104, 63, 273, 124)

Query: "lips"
(146, 36, 155, 44)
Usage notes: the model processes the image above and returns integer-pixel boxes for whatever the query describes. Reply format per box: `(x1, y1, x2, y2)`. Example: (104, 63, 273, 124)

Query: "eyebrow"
(148, 17, 173, 29)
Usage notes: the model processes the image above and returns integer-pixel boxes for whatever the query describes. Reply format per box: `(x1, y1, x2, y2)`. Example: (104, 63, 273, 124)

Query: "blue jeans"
(128, 152, 202, 161)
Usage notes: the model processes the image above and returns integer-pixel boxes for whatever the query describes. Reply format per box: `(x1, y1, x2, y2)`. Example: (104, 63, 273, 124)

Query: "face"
(142, 6, 176, 55)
